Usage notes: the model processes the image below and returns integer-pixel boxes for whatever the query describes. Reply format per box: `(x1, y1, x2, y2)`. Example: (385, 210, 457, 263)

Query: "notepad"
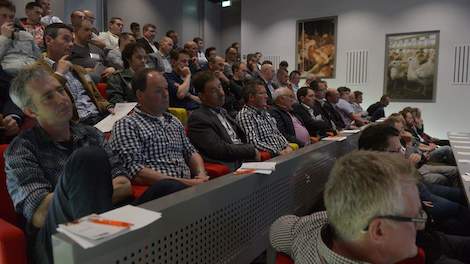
(57, 205, 161, 249)
(341, 129, 361, 134)
(450, 136, 470, 140)
(322, 136, 347, 142)
(458, 152, 470, 156)
(451, 140, 470, 144)
(94, 102, 137, 132)
(458, 160, 470, 164)
(462, 174, 470, 182)
(235, 162, 276, 175)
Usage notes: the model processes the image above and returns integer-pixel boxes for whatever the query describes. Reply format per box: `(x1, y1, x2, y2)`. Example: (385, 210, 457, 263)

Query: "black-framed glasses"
(364, 209, 427, 231)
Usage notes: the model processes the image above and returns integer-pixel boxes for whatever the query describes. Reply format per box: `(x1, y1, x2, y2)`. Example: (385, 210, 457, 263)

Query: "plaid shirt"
(270, 211, 368, 264)
(5, 123, 125, 223)
(109, 107, 197, 179)
(236, 105, 288, 155)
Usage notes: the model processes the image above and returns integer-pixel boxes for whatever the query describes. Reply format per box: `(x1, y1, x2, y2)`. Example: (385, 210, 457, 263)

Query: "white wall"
(241, 0, 470, 138)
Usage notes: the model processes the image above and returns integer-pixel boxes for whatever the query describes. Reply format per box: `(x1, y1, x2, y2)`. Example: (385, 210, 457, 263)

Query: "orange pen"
(89, 217, 134, 228)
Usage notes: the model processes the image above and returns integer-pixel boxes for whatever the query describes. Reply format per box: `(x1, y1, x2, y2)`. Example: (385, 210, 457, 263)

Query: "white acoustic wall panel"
(346, 50, 368, 85)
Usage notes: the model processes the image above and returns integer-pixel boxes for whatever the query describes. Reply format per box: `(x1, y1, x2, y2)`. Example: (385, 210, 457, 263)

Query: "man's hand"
(254, 149, 261, 161)
(408, 153, 422, 165)
(1, 21, 14, 38)
(195, 173, 210, 182)
(108, 107, 115, 115)
(214, 71, 230, 84)
(181, 66, 191, 78)
(112, 176, 132, 204)
(100, 67, 116, 79)
(2, 115, 19, 136)
(55, 55, 72, 75)
(178, 177, 208, 186)
(279, 146, 293, 156)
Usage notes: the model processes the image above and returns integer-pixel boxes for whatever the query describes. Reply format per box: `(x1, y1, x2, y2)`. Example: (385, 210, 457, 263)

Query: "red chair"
(204, 162, 231, 179)
(96, 83, 108, 99)
(260, 151, 272, 161)
(0, 144, 27, 264)
(275, 253, 294, 264)
(275, 248, 425, 264)
(131, 184, 149, 199)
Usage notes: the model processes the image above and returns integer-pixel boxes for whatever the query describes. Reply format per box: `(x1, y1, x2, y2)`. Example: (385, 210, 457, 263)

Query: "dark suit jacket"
(257, 77, 278, 105)
(136, 38, 159, 54)
(323, 101, 346, 130)
(188, 105, 256, 165)
(292, 103, 331, 137)
(268, 105, 306, 147)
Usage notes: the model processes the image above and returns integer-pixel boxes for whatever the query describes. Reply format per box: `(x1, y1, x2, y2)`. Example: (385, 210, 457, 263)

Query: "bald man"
(257, 63, 277, 104)
(322, 88, 346, 130)
(184, 41, 202, 74)
(269, 88, 311, 147)
(149, 36, 173, 73)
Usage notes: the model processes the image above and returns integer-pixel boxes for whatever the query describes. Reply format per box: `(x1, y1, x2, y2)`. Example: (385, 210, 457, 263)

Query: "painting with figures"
(296, 17, 337, 79)
(384, 31, 440, 102)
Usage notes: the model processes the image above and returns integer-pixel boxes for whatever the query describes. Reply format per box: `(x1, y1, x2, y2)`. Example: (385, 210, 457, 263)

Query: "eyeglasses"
(364, 209, 427, 231)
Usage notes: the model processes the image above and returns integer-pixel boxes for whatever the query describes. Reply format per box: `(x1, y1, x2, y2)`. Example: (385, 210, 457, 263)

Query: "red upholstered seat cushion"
(96, 83, 108, 99)
(132, 184, 149, 199)
(0, 144, 17, 225)
(204, 162, 231, 179)
(275, 253, 294, 264)
(260, 151, 272, 161)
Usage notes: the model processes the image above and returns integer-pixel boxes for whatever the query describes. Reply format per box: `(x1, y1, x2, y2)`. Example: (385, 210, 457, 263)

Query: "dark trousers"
(418, 231, 470, 264)
(35, 146, 114, 264)
(34, 147, 188, 264)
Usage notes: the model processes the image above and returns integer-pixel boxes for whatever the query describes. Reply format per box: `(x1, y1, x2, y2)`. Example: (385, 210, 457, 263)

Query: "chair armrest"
(0, 218, 27, 264)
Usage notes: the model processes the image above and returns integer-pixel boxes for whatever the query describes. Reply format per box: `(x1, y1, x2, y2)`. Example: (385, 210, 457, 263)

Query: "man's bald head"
(326, 88, 339, 104)
(159, 37, 174, 55)
(184, 41, 198, 58)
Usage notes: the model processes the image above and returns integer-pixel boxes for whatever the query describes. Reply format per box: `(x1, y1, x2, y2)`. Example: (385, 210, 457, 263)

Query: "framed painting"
(296, 16, 337, 79)
(384, 30, 440, 102)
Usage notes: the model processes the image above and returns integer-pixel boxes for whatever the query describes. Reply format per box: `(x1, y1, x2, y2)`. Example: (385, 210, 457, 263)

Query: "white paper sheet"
(94, 103, 137, 132)
(341, 129, 361, 134)
(462, 174, 470, 181)
(321, 136, 347, 142)
(458, 160, 470, 164)
(457, 152, 470, 156)
(57, 205, 161, 249)
(450, 136, 470, 140)
(451, 140, 470, 144)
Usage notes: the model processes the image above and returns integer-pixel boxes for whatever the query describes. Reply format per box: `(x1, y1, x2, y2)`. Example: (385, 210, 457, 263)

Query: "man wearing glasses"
(270, 151, 426, 263)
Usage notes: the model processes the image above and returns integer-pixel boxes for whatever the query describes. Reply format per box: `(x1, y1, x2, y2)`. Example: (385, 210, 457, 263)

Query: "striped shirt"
(109, 107, 197, 179)
(270, 211, 368, 264)
(5, 123, 125, 223)
(236, 105, 288, 155)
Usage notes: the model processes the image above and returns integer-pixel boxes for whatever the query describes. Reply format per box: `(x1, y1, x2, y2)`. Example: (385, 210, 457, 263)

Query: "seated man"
(164, 49, 200, 110)
(37, 0, 62, 26)
(70, 19, 115, 82)
(292, 87, 332, 137)
(269, 87, 311, 147)
(336, 86, 368, 127)
(188, 71, 259, 171)
(184, 40, 202, 74)
(20, 2, 45, 50)
(136, 23, 158, 54)
(5, 65, 131, 264)
(367, 94, 391, 121)
(351, 90, 368, 117)
(0, 0, 41, 75)
(207, 56, 241, 117)
(110, 68, 210, 186)
(106, 42, 147, 105)
(236, 80, 292, 156)
(148, 36, 172, 73)
(6, 65, 187, 264)
(106, 32, 136, 70)
(98, 17, 123, 50)
(38, 23, 113, 125)
(384, 114, 458, 186)
(359, 124, 470, 237)
(322, 88, 346, 131)
(256, 63, 277, 104)
(271, 151, 425, 263)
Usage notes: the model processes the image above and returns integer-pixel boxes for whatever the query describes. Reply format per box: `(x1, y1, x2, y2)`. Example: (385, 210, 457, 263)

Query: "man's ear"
(23, 106, 37, 119)
(367, 218, 387, 244)
(44, 35, 53, 48)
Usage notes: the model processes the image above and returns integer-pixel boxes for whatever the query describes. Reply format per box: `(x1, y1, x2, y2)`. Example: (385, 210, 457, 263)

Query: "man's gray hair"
(10, 65, 51, 110)
(272, 87, 291, 102)
(324, 150, 418, 241)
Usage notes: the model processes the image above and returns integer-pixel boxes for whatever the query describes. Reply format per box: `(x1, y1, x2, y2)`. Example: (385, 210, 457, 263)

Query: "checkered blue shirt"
(236, 105, 288, 155)
(109, 107, 197, 179)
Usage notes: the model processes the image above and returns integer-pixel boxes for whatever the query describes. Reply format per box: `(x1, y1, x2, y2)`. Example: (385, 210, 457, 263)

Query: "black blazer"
(188, 105, 256, 163)
(136, 38, 159, 54)
(268, 105, 306, 147)
(292, 103, 331, 137)
(322, 101, 346, 130)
